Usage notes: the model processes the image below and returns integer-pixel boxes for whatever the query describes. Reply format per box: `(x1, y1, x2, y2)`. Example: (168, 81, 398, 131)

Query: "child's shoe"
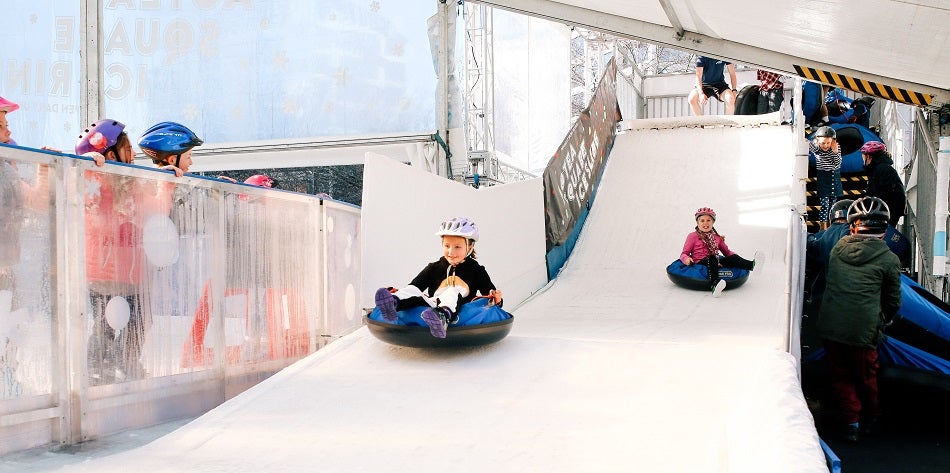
(421, 307, 451, 338)
(752, 251, 765, 272)
(374, 287, 398, 321)
(711, 279, 726, 298)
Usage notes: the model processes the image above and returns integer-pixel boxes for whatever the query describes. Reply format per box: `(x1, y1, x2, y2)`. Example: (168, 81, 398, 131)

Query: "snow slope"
(52, 124, 827, 472)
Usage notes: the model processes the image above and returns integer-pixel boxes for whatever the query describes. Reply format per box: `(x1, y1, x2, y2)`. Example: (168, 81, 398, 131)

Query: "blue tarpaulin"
(878, 336, 950, 376)
(898, 274, 950, 343)
(805, 274, 950, 379)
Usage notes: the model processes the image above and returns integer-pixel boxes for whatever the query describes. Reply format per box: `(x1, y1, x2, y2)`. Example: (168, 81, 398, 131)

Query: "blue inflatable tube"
(365, 298, 513, 348)
(808, 123, 881, 173)
(665, 259, 749, 291)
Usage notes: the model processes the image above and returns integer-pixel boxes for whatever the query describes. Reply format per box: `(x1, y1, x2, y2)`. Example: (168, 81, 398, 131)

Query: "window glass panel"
(102, 0, 438, 147)
(1, 4, 82, 150)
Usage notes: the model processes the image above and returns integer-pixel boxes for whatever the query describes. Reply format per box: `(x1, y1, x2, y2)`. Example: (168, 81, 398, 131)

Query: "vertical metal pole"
(463, 3, 495, 183)
(792, 78, 808, 218)
(933, 137, 950, 298)
(58, 158, 85, 445)
(80, 0, 102, 126)
(436, 1, 450, 178)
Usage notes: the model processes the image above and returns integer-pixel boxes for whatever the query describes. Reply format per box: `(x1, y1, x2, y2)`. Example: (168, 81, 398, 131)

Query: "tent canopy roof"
(474, 0, 950, 107)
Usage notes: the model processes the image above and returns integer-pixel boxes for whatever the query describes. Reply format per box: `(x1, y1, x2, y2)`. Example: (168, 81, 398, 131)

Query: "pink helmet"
(435, 217, 479, 242)
(244, 174, 275, 188)
(860, 141, 887, 155)
(76, 119, 126, 155)
(0, 96, 19, 113)
(695, 207, 716, 220)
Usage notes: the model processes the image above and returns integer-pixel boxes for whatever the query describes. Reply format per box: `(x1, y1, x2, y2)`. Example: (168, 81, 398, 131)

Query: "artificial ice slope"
(57, 124, 827, 472)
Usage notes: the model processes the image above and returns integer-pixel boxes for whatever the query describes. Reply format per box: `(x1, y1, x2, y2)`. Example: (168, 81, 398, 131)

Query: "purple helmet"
(860, 141, 887, 155)
(76, 119, 126, 155)
(435, 217, 479, 242)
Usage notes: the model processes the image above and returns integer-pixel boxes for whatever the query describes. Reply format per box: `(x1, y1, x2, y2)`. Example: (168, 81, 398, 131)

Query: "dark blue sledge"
(365, 298, 513, 348)
(666, 259, 750, 292)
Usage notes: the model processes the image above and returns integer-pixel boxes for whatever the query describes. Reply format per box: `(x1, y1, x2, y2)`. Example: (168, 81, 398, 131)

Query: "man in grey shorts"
(688, 56, 738, 115)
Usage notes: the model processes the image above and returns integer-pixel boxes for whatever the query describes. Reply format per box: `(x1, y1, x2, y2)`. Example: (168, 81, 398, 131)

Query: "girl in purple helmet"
(680, 207, 762, 297)
(75, 119, 133, 166)
(374, 217, 503, 338)
(80, 119, 172, 384)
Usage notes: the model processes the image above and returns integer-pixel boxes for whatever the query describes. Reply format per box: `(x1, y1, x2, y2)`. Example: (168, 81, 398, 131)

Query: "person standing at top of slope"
(679, 207, 763, 297)
(810, 126, 843, 230)
(860, 141, 906, 228)
(373, 217, 502, 338)
(756, 70, 785, 114)
(688, 56, 738, 115)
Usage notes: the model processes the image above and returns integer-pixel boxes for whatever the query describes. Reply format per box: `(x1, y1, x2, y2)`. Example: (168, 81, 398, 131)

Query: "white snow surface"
(37, 125, 826, 472)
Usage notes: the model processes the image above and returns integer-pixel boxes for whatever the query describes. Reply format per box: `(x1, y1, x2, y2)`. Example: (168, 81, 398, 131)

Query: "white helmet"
(435, 217, 479, 242)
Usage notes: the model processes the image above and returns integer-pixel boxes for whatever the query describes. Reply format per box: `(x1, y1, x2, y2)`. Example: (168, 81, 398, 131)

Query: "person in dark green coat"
(817, 197, 901, 442)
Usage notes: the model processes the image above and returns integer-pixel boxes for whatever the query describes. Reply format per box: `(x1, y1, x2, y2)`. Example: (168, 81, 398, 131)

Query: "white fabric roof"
(474, 0, 950, 106)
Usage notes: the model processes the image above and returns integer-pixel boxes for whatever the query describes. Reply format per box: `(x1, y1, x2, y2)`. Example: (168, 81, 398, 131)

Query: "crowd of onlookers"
(0, 94, 282, 385)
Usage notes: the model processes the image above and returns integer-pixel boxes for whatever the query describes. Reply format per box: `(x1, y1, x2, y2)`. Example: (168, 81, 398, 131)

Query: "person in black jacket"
(861, 141, 906, 227)
(374, 217, 502, 338)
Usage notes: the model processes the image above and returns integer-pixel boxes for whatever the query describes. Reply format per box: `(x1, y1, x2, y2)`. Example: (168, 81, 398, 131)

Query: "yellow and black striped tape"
(805, 189, 865, 197)
(803, 176, 867, 183)
(794, 65, 933, 107)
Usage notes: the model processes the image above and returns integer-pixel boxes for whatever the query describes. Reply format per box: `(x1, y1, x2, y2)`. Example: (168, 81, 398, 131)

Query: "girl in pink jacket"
(680, 207, 760, 296)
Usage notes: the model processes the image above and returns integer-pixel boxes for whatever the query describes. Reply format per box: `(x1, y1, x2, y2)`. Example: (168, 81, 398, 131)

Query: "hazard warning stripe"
(803, 176, 867, 183)
(805, 189, 864, 196)
(793, 65, 932, 107)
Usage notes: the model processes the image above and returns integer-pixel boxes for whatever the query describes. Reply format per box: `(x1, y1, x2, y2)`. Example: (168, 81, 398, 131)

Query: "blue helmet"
(138, 121, 203, 157)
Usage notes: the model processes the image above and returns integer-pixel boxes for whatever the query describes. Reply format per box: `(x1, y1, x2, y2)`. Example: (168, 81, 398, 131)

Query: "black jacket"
(409, 256, 497, 304)
(864, 153, 906, 223)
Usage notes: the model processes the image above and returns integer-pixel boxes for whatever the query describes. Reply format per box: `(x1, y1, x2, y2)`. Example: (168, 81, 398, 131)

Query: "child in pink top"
(680, 207, 760, 296)
(80, 119, 173, 383)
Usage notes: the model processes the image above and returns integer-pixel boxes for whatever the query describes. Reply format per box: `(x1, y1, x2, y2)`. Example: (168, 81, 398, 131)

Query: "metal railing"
(0, 144, 362, 455)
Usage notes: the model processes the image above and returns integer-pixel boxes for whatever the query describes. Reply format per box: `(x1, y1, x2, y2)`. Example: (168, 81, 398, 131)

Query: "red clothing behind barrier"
(84, 175, 172, 286)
